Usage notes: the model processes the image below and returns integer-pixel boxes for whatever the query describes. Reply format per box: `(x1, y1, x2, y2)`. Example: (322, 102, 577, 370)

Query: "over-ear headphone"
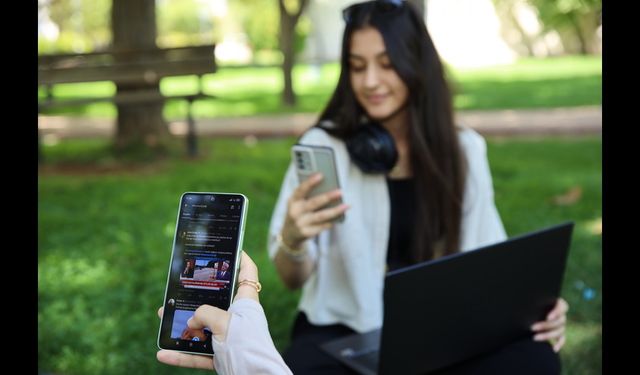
(345, 121, 398, 174)
(316, 119, 398, 174)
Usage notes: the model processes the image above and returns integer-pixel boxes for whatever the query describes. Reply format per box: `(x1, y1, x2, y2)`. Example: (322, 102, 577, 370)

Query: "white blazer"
(268, 126, 507, 333)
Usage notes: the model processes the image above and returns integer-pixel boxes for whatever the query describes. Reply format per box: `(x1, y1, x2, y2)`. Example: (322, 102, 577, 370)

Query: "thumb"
(189, 304, 231, 342)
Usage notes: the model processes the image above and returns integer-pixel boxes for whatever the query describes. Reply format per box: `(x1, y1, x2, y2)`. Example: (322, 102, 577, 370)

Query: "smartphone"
(157, 192, 248, 356)
(292, 144, 344, 222)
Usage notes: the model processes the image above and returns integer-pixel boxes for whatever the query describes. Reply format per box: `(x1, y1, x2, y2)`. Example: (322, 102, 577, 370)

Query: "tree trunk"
(278, 0, 310, 107)
(568, 12, 588, 55)
(280, 6, 295, 107)
(577, 10, 601, 55)
(111, 0, 170, 156)
(506, 3, 536, 57)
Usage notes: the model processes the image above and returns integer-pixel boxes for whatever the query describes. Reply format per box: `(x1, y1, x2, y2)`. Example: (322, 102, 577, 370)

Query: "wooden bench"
(38, 44, 217, 158)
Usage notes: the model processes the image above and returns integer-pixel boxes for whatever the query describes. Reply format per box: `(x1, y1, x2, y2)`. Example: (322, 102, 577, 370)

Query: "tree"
(278, 0, 310, 107)
(526, 0, 601, 54)
(111, 0, 170, 157)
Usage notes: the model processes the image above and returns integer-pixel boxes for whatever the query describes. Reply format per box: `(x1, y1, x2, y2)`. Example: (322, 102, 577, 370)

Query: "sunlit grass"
(451, 56, 601, 80)
(562, 322, 602, 374)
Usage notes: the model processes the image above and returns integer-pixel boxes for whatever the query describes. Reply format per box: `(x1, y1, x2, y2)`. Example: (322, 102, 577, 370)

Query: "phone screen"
(157, 192, 247, 355)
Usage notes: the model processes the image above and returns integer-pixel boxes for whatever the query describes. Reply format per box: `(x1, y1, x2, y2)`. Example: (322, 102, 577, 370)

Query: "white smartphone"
(292, 144, 345, 223)
(157, 192, 248, 356)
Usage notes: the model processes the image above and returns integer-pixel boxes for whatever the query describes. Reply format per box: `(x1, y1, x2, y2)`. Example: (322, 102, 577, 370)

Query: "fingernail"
(530, 323, 539, 331)
(533, 334, 542, 341)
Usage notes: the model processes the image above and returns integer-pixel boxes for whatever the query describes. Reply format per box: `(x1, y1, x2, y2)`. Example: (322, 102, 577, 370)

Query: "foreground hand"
(282, 173, 350, 248)
(156, 251, 260, 370)
(531, 297, 569, 352)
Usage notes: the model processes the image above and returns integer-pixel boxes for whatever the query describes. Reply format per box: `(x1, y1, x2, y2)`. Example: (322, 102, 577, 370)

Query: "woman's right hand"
(281, 173, 350, 249)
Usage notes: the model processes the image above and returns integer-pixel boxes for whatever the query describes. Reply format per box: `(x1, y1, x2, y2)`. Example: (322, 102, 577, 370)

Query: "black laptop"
(321, 222, 574, 375)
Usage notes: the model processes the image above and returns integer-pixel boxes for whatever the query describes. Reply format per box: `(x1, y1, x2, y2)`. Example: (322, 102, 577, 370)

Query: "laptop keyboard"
(351, 349, 380, 370)
(322, 329, 383, 373)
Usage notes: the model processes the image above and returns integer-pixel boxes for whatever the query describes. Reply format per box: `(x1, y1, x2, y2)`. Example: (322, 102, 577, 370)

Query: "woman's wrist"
(276, 232, 308, 261)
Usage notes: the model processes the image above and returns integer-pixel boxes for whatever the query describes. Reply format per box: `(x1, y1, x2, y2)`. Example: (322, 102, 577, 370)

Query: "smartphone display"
(292, 144, 344, 222)
(157, 192, 248, 356)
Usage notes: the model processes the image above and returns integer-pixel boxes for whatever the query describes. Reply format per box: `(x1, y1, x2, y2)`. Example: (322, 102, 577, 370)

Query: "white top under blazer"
(268, 126, 507, 333)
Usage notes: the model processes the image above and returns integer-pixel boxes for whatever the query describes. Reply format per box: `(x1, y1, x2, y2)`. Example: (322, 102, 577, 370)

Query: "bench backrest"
(38, 44, 217, 85)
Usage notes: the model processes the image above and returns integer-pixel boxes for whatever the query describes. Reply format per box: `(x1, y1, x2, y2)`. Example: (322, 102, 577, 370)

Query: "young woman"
(267, 1, 568, 373)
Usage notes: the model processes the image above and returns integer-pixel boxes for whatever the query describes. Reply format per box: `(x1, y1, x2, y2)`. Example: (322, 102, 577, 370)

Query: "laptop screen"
(376, 222, 573, 374)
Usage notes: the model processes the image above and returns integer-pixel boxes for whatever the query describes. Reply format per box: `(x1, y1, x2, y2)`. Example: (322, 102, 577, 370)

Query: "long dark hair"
(318, 1, 465, 262)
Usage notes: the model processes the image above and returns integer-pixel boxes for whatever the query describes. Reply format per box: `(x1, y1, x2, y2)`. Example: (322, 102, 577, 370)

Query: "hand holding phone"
(156, 251, 264, 371)
(292, 144, 345, 223)
(157, 192, 248, 356)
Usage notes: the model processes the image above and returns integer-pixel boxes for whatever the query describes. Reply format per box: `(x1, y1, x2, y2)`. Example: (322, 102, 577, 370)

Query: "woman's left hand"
(156, 251, 261, 370)
(530, 297, 569, 352)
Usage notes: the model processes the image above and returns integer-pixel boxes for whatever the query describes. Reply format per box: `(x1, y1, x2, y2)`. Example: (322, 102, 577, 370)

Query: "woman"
(268, 0, 568, 373)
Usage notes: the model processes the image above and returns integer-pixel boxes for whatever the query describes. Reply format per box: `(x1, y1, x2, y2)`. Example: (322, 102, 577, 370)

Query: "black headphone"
(317, 119, 398, 174)
(345, 121, 398, 174)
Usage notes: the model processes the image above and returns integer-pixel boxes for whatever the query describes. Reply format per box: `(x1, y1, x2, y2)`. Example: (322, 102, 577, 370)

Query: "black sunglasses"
(342, 0, 405, 24)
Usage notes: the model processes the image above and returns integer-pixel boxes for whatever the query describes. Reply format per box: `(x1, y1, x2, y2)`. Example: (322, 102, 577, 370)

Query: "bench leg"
(186, 99, 198, 157)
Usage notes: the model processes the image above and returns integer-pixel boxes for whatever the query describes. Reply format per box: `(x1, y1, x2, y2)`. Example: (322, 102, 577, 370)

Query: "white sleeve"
(212, 298, 293, 375)
(459, 129, 508, 252)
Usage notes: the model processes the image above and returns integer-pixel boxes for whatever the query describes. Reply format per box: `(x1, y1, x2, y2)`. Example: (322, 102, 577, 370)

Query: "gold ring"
(238, 279, 262, 293)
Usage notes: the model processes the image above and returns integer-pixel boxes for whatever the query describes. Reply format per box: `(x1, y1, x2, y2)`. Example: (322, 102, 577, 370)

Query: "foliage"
(231, 0, 280, 52)
(38, 135, 601, 375)
(524, 0, 602, 53)
(40, 0, 219, 52)
(39, 0, 111, 53)
(526, 0, 601, 30)
(294, 14, 312, 56)
(39, 0, 311, 65)
(156, 0, 216, 47)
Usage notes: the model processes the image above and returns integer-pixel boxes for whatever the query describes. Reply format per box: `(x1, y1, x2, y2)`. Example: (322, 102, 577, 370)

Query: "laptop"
(321, 222, 574, 375)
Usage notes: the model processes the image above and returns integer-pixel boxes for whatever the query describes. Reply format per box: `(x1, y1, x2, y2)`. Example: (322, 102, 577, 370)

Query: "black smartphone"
(157, 192, 248, 356)
(292, 144, 345, 222)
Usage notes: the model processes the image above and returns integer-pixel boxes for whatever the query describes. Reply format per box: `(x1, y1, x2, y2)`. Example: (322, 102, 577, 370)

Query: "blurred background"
(38, 0, 602, 374)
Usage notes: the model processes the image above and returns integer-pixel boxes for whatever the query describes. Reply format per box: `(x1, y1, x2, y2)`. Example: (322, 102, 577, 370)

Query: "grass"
(38, 55, 601, 119)
(38, 135, 601, 375)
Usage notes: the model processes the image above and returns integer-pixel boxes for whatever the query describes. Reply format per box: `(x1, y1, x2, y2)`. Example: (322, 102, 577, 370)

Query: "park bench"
(38, 44, 217, 158)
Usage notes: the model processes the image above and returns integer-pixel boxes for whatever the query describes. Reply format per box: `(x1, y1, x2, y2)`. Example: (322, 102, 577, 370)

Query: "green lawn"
(38, 55, 601, 119)
(38, 135, 601, 375)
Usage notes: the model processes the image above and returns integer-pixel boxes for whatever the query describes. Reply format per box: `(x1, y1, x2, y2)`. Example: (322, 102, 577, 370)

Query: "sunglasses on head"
(342, 0, 405, 24)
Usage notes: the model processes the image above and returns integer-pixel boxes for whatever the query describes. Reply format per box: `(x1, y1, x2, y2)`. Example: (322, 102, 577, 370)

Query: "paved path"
(38, 105, 601, 140)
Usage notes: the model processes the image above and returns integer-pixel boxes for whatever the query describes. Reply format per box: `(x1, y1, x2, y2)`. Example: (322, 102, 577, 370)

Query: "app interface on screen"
(160, 193, 244, 353)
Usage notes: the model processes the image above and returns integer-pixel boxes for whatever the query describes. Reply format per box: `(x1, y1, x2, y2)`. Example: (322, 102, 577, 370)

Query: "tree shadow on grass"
(38, 137, 209, 176)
